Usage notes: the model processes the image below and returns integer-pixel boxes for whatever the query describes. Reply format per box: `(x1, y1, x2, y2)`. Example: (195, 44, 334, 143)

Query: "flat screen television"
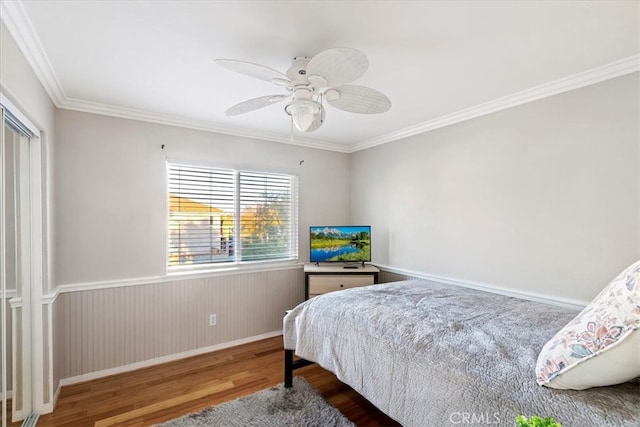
(310, 225, 371, 264)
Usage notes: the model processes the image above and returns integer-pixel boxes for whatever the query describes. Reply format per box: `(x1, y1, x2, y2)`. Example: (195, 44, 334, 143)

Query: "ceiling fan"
(215, 48, 391, 133)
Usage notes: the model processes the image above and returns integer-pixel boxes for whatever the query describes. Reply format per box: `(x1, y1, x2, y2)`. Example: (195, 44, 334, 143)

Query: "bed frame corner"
(284, 349, 313, 388)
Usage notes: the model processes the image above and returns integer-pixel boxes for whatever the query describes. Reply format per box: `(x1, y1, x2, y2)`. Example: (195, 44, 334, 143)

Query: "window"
(168, 163, 298, 268)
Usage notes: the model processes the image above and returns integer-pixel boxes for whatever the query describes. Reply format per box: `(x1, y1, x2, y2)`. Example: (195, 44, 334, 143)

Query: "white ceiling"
(2, 0, 638, 152)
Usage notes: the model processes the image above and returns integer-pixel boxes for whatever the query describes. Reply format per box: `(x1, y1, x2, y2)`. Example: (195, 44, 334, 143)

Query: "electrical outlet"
(209, 314, 217, 326)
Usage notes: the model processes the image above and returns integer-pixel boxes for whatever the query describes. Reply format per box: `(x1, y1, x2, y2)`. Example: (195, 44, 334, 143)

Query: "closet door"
(1, 104, 38, 426)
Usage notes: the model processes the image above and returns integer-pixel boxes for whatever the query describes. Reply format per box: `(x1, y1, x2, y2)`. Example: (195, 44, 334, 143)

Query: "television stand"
(303, 263, 380, 299)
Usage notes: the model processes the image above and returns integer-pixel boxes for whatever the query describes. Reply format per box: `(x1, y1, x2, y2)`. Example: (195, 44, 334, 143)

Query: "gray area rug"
(156, 377, 355, 427)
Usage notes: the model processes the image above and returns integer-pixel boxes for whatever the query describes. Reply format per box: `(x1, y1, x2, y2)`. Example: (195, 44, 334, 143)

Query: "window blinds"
(239, 172, 297, 261)
(168, 164, 297, 267)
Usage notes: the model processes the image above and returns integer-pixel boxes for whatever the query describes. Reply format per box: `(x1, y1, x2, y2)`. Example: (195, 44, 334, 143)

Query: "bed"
(283, 279, 640, 427)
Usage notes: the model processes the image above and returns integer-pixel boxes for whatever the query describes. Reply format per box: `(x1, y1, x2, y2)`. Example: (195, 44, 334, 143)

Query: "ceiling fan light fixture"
(285, 99, 322, 132)
(216, 47, 391, 131)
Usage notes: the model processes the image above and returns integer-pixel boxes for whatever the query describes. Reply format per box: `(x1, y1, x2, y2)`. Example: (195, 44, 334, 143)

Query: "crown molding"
(0, 0, 66, 105)
(2, 1, 638, 154)
(58, 97, 351, 153)
(350, 54, 640, 152)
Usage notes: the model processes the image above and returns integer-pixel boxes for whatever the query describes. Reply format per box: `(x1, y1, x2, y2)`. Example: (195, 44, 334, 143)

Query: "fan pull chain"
(290, 116, 294, 142)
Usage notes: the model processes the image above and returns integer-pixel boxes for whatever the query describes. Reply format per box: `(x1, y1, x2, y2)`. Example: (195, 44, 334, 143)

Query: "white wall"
(351, 73, 639, 303)
(54, 109, 350, 285)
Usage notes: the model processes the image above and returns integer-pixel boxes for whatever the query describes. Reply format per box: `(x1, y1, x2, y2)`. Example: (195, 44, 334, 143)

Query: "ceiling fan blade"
(326, 85, 391, 114)
(306, 48, 368, 87)
(225, 94, 288, 116)
(215, 59, 291, 85)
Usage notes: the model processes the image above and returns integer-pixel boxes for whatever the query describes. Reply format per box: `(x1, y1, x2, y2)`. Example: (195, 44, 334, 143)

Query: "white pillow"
(535, 260, 640, 390)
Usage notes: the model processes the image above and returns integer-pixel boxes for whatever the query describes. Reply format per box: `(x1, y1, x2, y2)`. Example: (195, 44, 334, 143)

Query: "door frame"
(1, 93, 45, 423)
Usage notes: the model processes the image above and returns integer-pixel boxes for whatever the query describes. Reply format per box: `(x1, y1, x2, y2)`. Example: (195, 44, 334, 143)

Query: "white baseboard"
(39, 402, 53, 415)
(11, 409, 23, 423)
(377, 264, 588, 310)
(57, 330, 283, 389)
(32, 380, 59, 416)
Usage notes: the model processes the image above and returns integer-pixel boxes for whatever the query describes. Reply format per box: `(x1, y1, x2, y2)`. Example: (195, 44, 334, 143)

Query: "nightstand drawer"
(308, 274, 375, 296)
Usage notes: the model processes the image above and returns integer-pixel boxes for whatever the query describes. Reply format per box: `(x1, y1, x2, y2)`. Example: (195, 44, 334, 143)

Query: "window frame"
(166, 161, 299, 273)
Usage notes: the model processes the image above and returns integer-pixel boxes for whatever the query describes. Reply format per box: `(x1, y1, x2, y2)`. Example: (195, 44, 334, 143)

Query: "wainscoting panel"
(55, 268, 304, 380)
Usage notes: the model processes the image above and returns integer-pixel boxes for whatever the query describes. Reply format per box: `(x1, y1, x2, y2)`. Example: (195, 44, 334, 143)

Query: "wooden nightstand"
(303, 263, 380, 299)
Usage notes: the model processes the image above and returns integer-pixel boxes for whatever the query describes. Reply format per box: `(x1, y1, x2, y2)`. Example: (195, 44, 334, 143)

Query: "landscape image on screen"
(310, 226, 371, 263)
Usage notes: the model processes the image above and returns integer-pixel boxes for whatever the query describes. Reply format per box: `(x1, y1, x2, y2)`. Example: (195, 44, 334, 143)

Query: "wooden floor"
(10, 336, 399, 426)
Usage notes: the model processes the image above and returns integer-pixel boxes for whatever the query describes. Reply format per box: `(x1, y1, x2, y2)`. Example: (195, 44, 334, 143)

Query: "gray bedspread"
(283, 279, 640, 427)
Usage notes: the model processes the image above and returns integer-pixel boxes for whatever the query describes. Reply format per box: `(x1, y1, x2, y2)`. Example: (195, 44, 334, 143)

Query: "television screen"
(310, 225, 371, 263)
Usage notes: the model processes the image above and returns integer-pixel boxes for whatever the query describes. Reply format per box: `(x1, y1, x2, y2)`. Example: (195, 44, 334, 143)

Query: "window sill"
(166, 260, 303, 280)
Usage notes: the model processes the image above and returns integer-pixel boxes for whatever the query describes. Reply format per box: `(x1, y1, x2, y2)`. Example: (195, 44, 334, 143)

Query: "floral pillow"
(535, 260, 640, 390)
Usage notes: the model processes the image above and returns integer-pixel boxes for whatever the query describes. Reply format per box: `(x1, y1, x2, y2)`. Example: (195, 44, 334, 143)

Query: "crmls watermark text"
(449, 412, 501, 425)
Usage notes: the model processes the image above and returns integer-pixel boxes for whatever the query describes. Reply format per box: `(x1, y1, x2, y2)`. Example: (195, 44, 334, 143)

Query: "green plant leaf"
(516, 415, 562, 427)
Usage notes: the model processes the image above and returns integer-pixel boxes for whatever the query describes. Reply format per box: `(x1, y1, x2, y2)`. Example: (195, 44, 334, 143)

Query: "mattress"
(283, 279, 640, 426)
